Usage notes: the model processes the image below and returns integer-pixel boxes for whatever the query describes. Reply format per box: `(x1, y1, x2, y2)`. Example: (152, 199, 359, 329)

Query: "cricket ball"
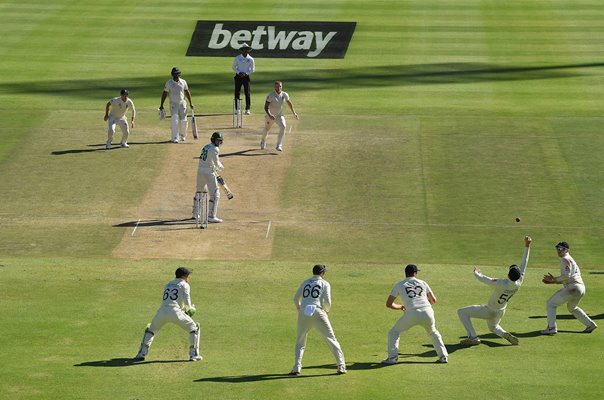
(515, 217, 521, 222)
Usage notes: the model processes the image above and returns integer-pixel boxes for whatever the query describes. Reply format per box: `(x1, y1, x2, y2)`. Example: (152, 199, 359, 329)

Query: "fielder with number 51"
(457, 236, 532, 347)
(134, 267, 202, 362)
(290, 264, 346, 375)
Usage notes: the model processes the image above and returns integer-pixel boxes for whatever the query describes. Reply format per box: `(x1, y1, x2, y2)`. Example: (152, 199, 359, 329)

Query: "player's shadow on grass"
(114, 218, 196, 229)
(220, 148, 280, 158)
(528, 313, 604, 321)
(195, 366, 340, 383)
(74, 358, 189, 367)
(51, 141, 172, 155)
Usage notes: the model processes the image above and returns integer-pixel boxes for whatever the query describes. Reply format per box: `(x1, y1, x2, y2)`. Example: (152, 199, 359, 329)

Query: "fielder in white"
(103, 89, 135, 150)
(134, 267, 202, 362)
(159, 67, 194, 143)
(540, 241, 598, 335)
(383, 264, 448, 364)
(261, 81, 298, 152)
(457, 236, 532, 347)
(290, 264, 346, 375)
(192, 131, 224, 223)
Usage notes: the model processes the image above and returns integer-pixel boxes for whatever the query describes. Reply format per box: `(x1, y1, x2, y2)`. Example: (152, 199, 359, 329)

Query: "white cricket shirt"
(108, 97, 135, 120)
(265, 90, 290, 117)
(390, 277, 432, 310)
(294, 275, 332, 312)
(160, 278, 192, 310)
(163, 78, 189, 105)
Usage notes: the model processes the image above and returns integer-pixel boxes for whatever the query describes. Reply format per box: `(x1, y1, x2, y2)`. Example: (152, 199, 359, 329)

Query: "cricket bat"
(191, 109, 198, 139)
(216, 175, 234, 199)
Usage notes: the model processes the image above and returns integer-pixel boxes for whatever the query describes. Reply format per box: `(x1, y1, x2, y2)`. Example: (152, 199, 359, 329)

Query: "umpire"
(232, 43, 255, 115)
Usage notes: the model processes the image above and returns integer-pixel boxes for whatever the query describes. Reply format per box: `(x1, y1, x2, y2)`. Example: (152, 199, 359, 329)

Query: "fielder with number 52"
(290, 264, 346, 375)
(134, 267, 202, 362)
(457, 236, 532, 347)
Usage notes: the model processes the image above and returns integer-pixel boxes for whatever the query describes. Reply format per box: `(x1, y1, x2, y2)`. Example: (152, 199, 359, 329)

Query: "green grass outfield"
(1, 1, 603, 399)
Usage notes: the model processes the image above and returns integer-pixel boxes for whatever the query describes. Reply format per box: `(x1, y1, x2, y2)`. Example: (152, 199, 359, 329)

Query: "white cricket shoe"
(540, 326, 557, 335)
(189, 354, 203, 362)
(460, 337, 481, 347)
(437, 356, 448, 364)
(337, 364, 347, 374)
(120, 143, 129, 148)
(260, 140, 266, 150)
(208, 216, 223, 223)
(502, 332, 519, 345)
(276, 145, 283, 152)
(288, 369, 300, 376)
(583, 324, 598, 333)
(105, 144, 111, 150)
(381, 357, 397, 365)
(245, 109, 251, 115)
(171, 139, 179, 144)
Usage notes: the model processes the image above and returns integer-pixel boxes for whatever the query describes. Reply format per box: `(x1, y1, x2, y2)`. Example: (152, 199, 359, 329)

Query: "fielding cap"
(508, 264, 522, 281)
(405, 264, 420, 276)
(175, 266, 191, 278)
(312, 264, 327, 275)
(120, 88, 129, 96)
(239, 43, 252, 51)
(555, 241, 570, 251)
(171, 67, 181, 76)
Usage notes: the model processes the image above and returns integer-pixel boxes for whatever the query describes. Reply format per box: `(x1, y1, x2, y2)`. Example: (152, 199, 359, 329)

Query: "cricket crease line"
(266, 220, 272, 239)
(131, 219, 141, 236)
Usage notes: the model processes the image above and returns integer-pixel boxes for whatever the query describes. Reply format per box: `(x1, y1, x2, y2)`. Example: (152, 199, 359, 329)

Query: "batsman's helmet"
(211, 131, 224, 143)
(120, 88, 129, 96)
(171, 67, 181, 76)
(175, 266, 191, 278)
(313, 264, 327, 275)
(508, 264, 522, 281)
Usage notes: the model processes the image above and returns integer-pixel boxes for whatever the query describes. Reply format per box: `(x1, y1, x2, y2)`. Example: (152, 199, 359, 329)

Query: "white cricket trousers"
(546, 283, 594, 328)
(107, 116, 129, 145)
(294, 309, 345, 370)
(262, 115, 286, 147)
(170, 101, 188, 141)
(457, 305, 507, 338)
(388, 307, 448, 360)
(138, 306, 200, 358)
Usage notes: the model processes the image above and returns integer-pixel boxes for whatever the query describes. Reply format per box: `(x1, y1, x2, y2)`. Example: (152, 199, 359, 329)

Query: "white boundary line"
(265, 220, 272, 238)
(131, 219, 141, 236)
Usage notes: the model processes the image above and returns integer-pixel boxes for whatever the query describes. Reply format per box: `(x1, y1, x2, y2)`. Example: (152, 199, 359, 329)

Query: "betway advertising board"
(187, 21, 356, 59)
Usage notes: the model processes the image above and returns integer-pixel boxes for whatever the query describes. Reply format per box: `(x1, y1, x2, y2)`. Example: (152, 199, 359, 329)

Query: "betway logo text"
(187, 21, 356, 59)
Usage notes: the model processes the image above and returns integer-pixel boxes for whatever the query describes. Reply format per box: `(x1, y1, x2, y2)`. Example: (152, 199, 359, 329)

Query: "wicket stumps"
(232, 98, 243, 128)
(195, 190, 209, 229)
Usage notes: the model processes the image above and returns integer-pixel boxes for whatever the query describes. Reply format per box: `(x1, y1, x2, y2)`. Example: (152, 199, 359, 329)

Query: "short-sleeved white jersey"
(108, 97, 135, 120)
(294, 275, 332, 312)
(265, 90, 290, 117)
(475, 246, 530, 311)
(160, 278, 192, 310)
(390, 277, 432, 310)
(232, 54, 255, 75)
(198, 143, 224, 172)
(559, 253, 584, 287)
(163, 78, 189, 105)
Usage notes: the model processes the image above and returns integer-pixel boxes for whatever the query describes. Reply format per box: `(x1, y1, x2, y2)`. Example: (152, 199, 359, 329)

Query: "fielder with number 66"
(290, 264, 346, 375)
(134, 267, 202, 362)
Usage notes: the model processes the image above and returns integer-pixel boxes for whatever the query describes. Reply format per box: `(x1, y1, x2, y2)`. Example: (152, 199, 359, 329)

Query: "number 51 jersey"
(390, 277, 432, 310)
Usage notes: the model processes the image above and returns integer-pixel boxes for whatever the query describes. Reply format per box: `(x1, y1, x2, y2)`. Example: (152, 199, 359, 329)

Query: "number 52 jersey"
(390, 277, 433, 310)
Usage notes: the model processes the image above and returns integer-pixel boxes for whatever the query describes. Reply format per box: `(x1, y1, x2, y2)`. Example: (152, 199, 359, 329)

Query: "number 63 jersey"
(390, 277, 433, 311)
(161, 278, 193, 310)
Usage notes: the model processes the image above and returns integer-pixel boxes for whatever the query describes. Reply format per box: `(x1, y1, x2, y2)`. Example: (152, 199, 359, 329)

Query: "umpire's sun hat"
(405, 264, 420, 276)
(239, 43, 252, 51)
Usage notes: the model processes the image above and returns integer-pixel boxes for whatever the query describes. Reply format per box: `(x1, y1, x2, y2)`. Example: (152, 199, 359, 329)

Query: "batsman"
(134, 267, 202, 362)
(192, 131, 225, 223)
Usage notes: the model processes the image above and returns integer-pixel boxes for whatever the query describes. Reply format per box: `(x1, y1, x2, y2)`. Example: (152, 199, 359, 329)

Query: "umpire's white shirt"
(232, 54, 255, 75)
(294, 275, 332, 312)
(164, 78, 189, 105)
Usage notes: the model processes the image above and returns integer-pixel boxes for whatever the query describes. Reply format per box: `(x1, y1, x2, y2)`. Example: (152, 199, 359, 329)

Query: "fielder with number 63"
(134, 267, 202, 362)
